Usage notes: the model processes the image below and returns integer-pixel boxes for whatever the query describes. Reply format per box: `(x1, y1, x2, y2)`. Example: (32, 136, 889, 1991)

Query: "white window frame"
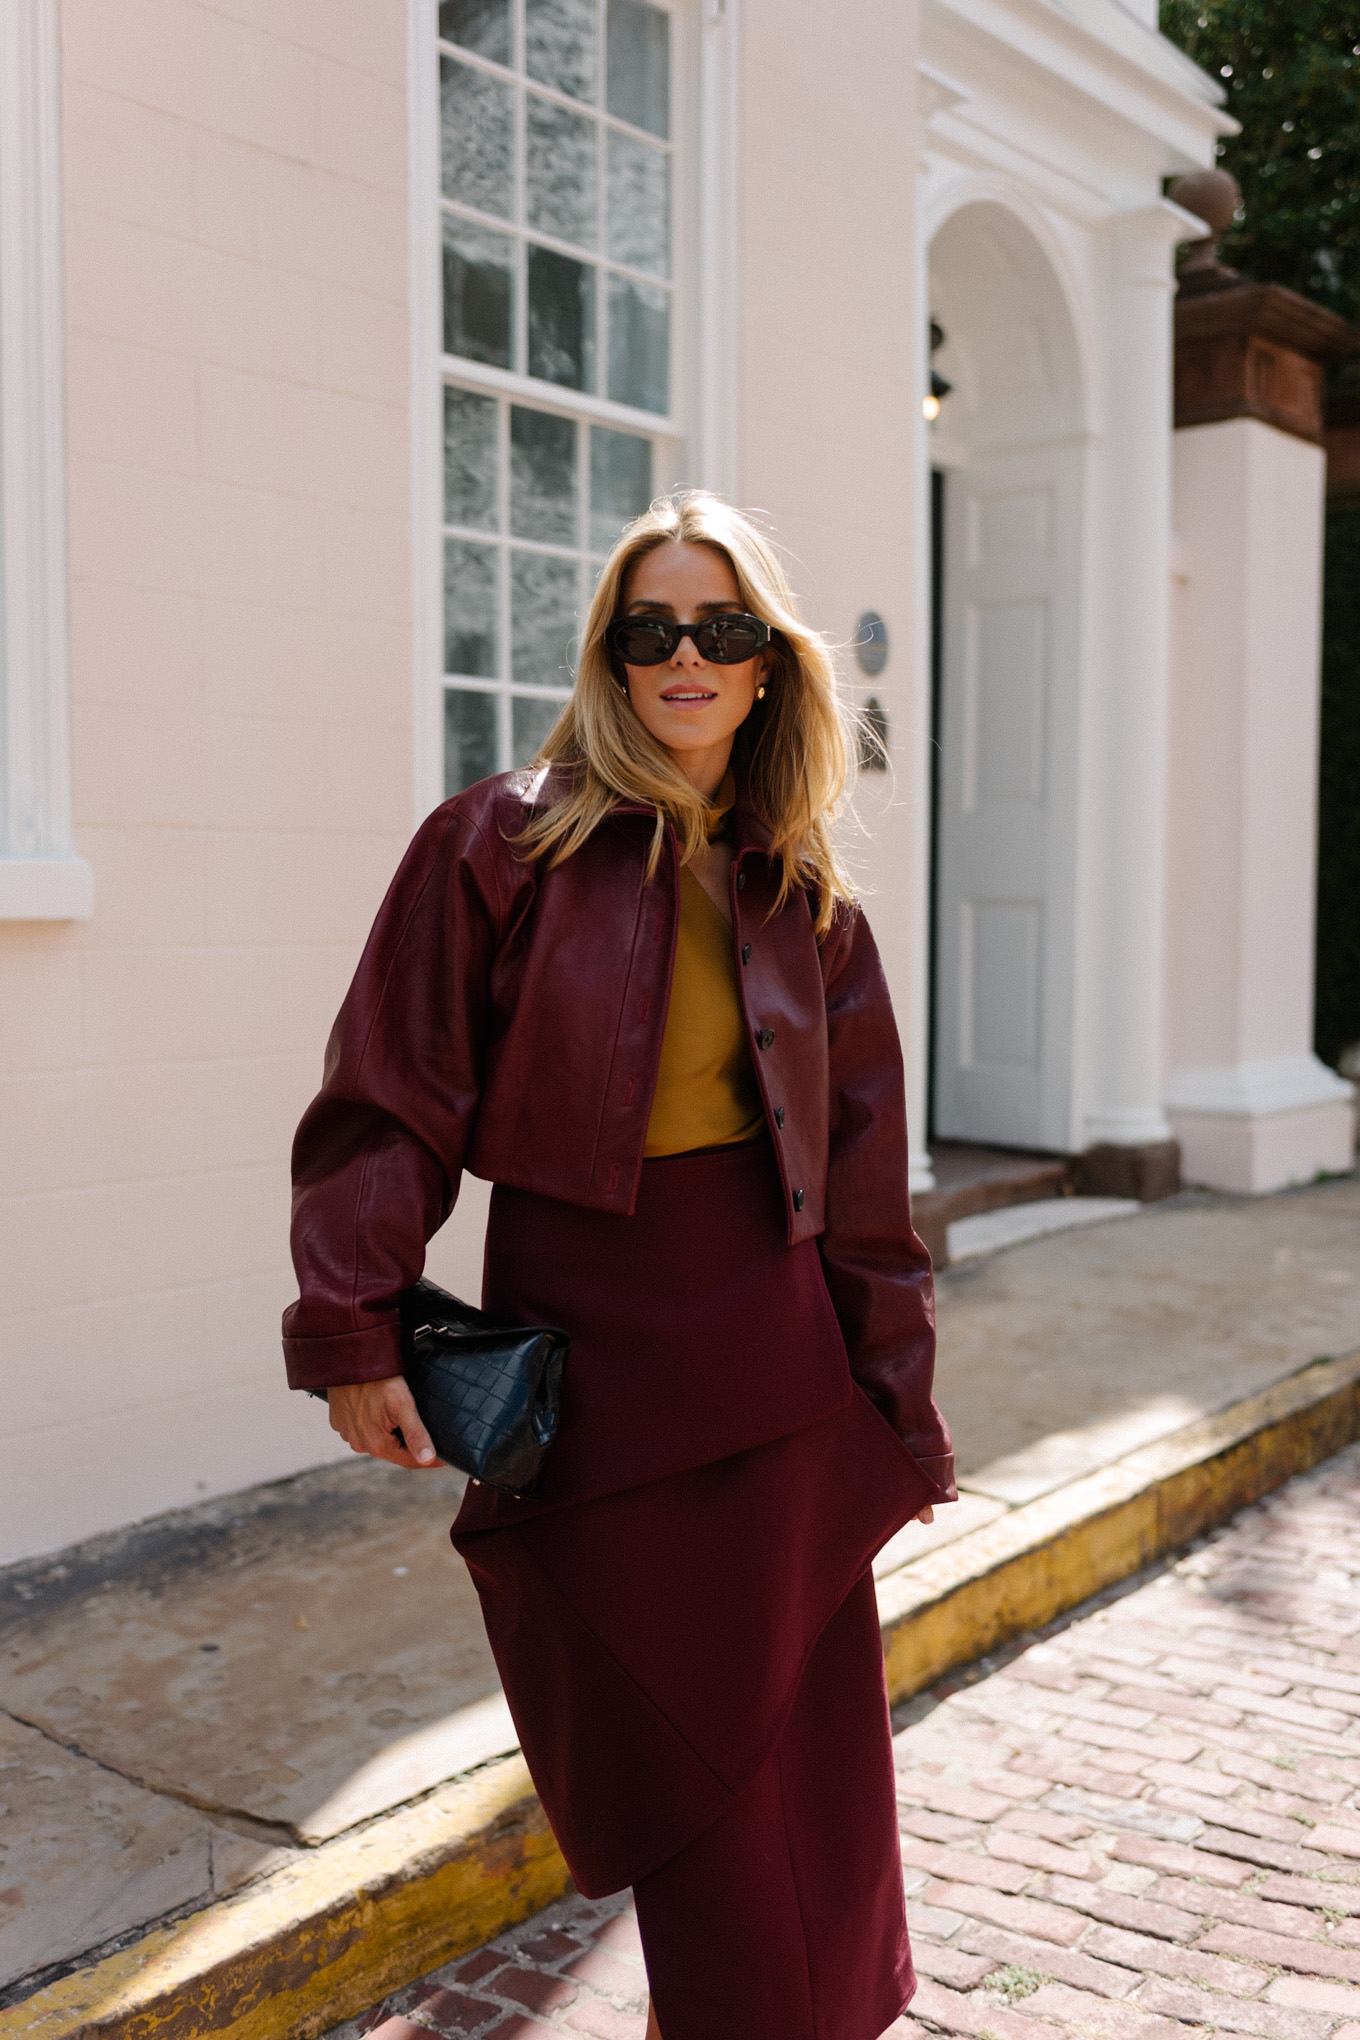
(0, 0, 92, 920)
(407, 0, 739, 822)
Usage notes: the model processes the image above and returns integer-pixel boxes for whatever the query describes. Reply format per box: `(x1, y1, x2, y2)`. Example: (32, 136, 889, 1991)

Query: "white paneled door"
(932, 446, 1082, 1150)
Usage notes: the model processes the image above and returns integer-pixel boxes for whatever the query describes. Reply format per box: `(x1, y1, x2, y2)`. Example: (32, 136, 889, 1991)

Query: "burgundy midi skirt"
(451, 1137, 935, 2040)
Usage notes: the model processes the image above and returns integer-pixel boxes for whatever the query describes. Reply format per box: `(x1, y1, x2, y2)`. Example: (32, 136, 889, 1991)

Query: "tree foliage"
(1159, 0, 1360, 323)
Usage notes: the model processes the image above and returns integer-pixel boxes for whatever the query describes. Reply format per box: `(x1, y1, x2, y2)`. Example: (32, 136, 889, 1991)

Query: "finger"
(916, 1504, 934, 1524)
(381, 1381, 439, 1468)
(365, 1428, 430, 1470)
(374, 1432, 443, 1471)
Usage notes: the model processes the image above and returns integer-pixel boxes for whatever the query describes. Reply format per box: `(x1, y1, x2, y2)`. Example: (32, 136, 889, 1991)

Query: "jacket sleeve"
(281, 802, 505, 1392)
(817, 903, 956, 1499)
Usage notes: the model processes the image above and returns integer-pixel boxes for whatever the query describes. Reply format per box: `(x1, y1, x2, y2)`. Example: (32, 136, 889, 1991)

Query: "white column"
(904, 106, 935, 1196)
(0, 0, 93, 918)
(1076, 204, 1187, 1152)
(1165, 417, 1355, 1189)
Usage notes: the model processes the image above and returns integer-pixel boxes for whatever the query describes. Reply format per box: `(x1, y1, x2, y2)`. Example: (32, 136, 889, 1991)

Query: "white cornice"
(918, 59, 973, 123)
(924, 0, 1236, 171)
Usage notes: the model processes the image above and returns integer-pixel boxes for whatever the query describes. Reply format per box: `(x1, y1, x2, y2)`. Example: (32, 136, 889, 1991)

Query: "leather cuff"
(282, 1320, 404, 1392)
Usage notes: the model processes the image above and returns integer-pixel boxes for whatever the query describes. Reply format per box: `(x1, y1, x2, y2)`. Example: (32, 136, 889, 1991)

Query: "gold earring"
(756, 684, 767, 699)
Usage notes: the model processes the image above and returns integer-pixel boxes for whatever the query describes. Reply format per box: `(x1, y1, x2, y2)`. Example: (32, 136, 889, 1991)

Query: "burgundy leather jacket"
(282, 769, 954, 1496)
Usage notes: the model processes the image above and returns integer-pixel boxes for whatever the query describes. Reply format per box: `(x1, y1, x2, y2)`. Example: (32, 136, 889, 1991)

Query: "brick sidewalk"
(326, 1440, 1360, 2040)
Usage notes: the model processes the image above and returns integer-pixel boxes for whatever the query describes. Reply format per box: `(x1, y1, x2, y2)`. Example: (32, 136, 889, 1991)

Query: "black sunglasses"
(605, 612, 772, 666)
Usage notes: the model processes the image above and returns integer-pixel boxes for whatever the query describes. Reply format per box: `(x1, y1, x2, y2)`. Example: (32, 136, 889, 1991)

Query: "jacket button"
(793, 1188, 805, 1212)
(757, 1027, 775, 1050)
(736, 871, 746, 891)
(741, 942, 751, 965)
(774, 1106, 785, 1129)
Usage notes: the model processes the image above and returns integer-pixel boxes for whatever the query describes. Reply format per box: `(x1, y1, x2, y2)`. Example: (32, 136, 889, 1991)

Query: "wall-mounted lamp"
(858, 696, 890, 770)
(924, 318, 951, 423)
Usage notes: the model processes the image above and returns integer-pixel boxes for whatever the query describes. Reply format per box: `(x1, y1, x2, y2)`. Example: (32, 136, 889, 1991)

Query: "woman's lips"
(660, 688, 717, 702)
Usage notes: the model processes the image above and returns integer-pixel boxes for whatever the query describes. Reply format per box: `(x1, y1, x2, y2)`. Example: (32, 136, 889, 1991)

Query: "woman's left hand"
(915, 1505, 934, 1524)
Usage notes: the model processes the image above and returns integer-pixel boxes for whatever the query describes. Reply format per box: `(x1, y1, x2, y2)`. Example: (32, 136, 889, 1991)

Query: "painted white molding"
(1083, 1107, 1178, 1146)
(917, 60, 972, 125)
(931, 0, 1231, 162)
(920, 172, 1098, 421)
(0, 857, 93, 921)
(436, 352, 683, 440)
(903, 60, 935, 1188)
(408, 0, 445, 829)
(1166, 1057, 1355, 1121)
(1071, 201, 1187, 1157)
(0, 0, 92, 920)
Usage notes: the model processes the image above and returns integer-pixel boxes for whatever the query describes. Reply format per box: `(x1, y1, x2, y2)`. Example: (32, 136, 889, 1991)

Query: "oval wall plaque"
(855, 611, 889, 677)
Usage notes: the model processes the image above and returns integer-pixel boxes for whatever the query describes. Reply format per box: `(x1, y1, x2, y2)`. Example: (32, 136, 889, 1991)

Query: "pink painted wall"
(0, 0, 413, 1562)
(0, 0, 932, 1563)
(737, 0, 929, 1136)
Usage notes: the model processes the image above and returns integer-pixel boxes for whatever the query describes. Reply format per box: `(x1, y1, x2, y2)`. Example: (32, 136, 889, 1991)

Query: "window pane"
(444, 386, 498, 530)
(526, 96, 597, 250)
(511, 407, 577, 544)
(526, 0, 596, 101)
(444, 538, 499, 676)
(439, 0, 511, 66)
(443, 214, 514, 368)
(607, 0, 669, 139)
(607, 274, 668, 413)
(445, 687, 500, 795)
(440, 57, 513, 218)
(528, 246, 596, 391)
(606, 131, 668, 278)
(513, 693, 567, 766)
(589, 427, 651, 553)
(511, 551, 578, 683)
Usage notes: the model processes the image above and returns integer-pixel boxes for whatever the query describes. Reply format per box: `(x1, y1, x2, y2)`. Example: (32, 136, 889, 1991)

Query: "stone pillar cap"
(1175, 281, 1359, 366)
(1175, 283, 1358, 442)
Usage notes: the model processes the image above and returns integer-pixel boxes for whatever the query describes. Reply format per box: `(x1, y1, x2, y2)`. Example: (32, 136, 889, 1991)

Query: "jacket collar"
(509, 760, 776, 860)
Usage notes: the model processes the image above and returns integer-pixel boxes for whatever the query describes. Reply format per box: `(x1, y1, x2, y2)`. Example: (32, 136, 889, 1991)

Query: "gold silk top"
(643, 777, 767, 1159)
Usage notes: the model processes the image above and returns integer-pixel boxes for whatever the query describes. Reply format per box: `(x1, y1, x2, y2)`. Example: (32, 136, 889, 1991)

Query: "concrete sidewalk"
(2, 1176, 1357, 2021)
(321, 1434, 1360, 2040)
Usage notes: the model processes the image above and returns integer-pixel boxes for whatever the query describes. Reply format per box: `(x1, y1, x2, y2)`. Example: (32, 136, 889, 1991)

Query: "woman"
(283, 493, 954, 2040)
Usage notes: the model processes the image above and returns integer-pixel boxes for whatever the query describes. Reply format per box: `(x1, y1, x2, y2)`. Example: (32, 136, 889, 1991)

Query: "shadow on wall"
(1316, 498, 1360, 1080)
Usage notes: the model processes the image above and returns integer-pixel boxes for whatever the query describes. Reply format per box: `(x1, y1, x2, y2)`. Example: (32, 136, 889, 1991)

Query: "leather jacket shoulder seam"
(455, 801, 510, 932)
(350, 804, 496, 1089)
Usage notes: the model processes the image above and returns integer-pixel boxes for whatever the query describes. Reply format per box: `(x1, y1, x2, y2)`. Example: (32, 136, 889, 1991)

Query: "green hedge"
(1316, 500, 1360, 1070)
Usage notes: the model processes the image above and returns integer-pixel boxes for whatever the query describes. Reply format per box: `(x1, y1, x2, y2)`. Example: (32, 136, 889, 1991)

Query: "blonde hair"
(517, 492, 858, 937)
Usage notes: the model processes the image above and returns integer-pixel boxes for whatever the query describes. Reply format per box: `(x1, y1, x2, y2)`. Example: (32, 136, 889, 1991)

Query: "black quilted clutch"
(309, 1277, 568, 1497)
(397, 1277, 568, 1496)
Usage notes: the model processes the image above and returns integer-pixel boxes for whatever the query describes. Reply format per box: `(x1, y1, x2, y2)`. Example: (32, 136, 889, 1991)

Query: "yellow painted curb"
(8, 1349, 1358, 2040)
(879, 1348, 1360, 1705)
(0, 1755, 570, 2040)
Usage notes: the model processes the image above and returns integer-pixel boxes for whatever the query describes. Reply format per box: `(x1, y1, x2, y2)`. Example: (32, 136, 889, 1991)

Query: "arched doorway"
(927, 200, 1087, 1153)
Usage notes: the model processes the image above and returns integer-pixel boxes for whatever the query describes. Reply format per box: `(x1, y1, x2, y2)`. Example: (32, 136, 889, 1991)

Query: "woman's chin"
(648, 714, 741, 754)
